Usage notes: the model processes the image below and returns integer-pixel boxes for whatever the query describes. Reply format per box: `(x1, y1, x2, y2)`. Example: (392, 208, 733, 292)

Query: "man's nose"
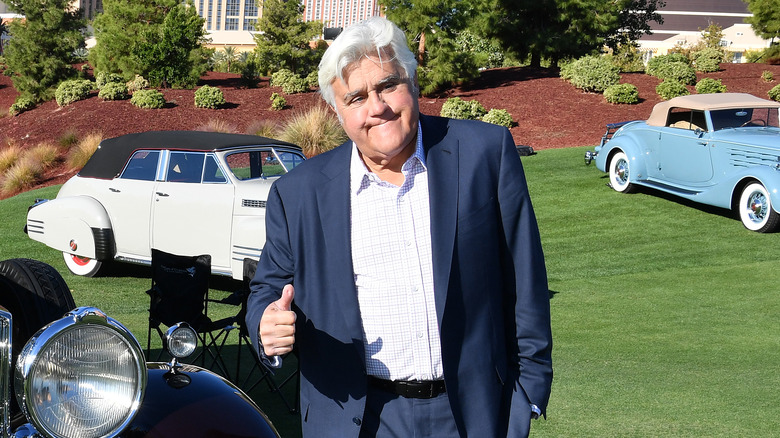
(367, 91, 387, 114)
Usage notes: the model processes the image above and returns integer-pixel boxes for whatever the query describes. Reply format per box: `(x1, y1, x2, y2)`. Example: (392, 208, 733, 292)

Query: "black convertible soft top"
(78, 130, 299, 179)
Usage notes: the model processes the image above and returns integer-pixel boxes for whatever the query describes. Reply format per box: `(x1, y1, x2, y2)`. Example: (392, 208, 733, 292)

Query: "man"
(246, 16, 553, 437)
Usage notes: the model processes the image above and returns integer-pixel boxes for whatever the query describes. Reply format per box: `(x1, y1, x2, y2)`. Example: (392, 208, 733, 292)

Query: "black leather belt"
(368, 376, 446, 399)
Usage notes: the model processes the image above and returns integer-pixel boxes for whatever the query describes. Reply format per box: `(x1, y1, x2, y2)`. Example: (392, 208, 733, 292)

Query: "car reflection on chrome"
(586, 93, 780, 233)
(25, 130, 305, 278)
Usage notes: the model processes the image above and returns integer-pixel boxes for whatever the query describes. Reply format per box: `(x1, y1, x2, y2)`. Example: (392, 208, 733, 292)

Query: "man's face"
(330, 56, 419, 169)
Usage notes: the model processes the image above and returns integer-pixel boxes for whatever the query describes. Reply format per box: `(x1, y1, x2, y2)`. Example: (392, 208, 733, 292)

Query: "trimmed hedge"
(130, 89, 166, 109)
(440, 97, 487, 120)
(194, 85, 227, 109)
(9, 96, 35, 116)
(692, 48, 723, 73)
(695, 78, 727, 94)
(98, 82, 129, 101)
(270, 92, 286, 111)
(482, 109, 513, 127)
(646, 53, 689, 77)
(656, 80, 690, 100)
(55, 79, 94, 107)
(768, 84, 780, 102)
(560, 55, 620, 93)
(604, 83, 639, 104)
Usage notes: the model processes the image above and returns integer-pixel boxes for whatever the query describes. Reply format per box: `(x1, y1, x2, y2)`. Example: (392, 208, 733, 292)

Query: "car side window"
(167, 152, 205, 183)
(667, 108, 706, 131)
(278, 151, 304, 172)
(203, 155, 227, 183)
(120, 150, 160, 181)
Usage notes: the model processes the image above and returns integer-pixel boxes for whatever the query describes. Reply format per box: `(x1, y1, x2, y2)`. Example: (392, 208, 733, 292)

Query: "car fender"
(26, 196, 113, 259)
(730, 167, 780, 213)
(126, 363, 280, 437)
(597, 138, 648, 182)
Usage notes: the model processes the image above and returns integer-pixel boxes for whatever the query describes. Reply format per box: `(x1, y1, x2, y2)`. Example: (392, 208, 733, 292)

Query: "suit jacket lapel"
(420, 115, 458, 326)
(316, 144, 364, 359)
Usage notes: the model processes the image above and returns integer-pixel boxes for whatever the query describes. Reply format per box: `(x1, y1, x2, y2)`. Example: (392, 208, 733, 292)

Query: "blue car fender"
(596, 138, 648, 183)
(732, 167, 780, 213)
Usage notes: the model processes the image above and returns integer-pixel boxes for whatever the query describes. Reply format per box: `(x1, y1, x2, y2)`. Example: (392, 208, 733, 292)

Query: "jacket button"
(352, 417, 362, 426)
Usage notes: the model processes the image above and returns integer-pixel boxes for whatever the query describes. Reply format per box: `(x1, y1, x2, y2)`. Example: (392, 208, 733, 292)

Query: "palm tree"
(222, 46, 238, 73)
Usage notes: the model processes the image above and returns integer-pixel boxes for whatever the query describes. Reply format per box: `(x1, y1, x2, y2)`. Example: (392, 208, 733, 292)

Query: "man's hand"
(259, 284, 296, 357)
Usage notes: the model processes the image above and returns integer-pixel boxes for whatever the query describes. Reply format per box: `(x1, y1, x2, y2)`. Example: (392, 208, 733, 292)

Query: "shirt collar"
(350, 121, 424, 195)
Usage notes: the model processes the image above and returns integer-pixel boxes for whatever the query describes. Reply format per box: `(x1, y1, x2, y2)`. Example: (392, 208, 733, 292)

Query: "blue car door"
(657, 126, 714, 185)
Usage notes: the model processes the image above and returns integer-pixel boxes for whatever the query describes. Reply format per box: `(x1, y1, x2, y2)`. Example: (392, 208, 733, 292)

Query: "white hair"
(318, 16, 418, 108)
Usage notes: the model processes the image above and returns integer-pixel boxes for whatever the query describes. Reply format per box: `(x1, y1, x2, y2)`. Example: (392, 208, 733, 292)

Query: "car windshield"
(226, 149, 296, 180)
(710, 108, 780, 131)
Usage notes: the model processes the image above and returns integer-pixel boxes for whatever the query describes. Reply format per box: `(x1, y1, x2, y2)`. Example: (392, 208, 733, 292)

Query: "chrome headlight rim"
(14, 306, 146, 438)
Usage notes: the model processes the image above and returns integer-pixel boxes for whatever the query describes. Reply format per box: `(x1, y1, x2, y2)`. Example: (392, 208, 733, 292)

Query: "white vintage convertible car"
(26, 130, 305, 278)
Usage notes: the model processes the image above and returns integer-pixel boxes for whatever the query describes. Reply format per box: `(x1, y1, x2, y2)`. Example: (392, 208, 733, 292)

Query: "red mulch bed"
(1, 62, 779, 197)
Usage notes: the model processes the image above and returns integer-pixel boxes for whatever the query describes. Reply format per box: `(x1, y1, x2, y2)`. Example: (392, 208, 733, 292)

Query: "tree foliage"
(90, 0, 178, 80)
(745, 0, 780, 41)
(476, 0, 664, 67)
(382, 0, 478, 95)
(90, 0, 207, 88)
(3, 0, 86, 102)
(253, 0, 323, 76)
(132, 3, 208, 88)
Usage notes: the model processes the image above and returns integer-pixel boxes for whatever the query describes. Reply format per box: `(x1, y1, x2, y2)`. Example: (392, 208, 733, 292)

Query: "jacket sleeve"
(496, 128, 553, 417)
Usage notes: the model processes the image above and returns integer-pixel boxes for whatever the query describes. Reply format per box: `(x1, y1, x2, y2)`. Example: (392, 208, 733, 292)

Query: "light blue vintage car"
(586, 93, 780, 233)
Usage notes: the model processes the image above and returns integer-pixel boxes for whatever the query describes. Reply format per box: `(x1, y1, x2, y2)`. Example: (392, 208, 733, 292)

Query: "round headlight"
(164, 323, 198, 359)
(15, 307, 146, 438)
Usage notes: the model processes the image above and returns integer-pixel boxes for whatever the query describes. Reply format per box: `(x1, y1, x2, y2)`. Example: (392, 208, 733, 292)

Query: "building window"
(225, 17, 239, 30)
(245, 0, 258, 16)
(243, 18, 255, 31)
(226, 0, 239, 16)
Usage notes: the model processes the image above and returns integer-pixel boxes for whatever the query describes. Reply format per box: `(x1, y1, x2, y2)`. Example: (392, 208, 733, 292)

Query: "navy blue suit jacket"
(247, 114, 553, 437)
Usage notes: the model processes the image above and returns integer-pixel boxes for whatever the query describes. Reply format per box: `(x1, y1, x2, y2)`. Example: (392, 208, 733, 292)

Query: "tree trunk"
(418, 31, 426, 65)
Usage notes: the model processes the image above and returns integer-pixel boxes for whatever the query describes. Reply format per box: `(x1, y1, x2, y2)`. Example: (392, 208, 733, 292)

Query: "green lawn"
(2, 146, 779, 437)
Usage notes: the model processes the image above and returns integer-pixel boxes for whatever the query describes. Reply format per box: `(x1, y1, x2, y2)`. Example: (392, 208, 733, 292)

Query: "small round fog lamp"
(165, 323, 198, 359)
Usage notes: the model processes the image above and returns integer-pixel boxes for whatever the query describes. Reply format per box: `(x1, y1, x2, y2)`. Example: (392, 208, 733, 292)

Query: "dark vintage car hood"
(711, 127, 780, 149)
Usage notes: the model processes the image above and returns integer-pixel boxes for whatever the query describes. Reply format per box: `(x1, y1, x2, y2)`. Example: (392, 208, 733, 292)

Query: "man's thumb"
(276, 284, 295, 311)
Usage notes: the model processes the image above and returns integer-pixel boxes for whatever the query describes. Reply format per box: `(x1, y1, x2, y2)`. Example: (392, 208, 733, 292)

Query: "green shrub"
(194, 85, 227, 109)
(481, 109, 513, 127)
(98, 82, 129, 100)
(126, 75, 149, 93)
(306, 70, 319, 89)
(559, 55, 620, 93)
(9, 96, 35, 116)
(440, 97, 487, 120)
(270, 69, 310, 94)
(768, 84, 780, 102)
(652, 61, 697, 85)
(603, 83, 639, 104)
(95, 71, 124, 89)
(692, 48, 723, 72)
(270, 92, 286, 111)
(130, 89, 166, 109)
(656, 80, 690, 100)
(55, 79, 94, 107)
(695, 78, 727, 94)
(762, 70, 774, 82)
(646, 53, 689, 77)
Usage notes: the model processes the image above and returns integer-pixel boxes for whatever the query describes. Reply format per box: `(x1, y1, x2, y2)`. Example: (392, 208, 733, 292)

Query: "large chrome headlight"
(14, 307, 146, 438)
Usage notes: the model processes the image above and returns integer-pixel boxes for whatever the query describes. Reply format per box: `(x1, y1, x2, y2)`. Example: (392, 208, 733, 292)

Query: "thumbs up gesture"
(259, 284, 296, 357)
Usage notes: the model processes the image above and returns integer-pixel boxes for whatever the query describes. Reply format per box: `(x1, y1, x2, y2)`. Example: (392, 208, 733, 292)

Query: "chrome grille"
(242, 199, 267, 208)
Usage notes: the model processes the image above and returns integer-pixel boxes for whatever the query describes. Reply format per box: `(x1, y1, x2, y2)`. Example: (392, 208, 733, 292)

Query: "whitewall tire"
(738, 182, 780, 233)
(608, 151, 636, 193)
(62, 252, 104, 277)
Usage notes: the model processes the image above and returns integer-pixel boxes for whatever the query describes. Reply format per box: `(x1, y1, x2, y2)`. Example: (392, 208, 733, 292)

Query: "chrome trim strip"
(0, 308, 11, 438)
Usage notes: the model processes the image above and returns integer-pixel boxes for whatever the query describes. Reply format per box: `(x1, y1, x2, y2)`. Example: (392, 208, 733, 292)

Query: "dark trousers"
(359, 385, 460, 438)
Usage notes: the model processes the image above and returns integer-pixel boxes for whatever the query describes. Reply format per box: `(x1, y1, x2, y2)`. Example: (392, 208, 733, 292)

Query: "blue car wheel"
(738, 182, 780, 233)
(608, 151, 636, 193)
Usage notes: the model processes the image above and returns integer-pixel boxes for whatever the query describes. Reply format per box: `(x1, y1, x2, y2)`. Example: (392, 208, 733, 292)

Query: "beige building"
(638, 0, 771, 62)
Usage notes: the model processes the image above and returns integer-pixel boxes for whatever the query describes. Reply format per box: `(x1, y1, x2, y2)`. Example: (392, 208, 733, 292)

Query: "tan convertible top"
(646, 93, 780, 127)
